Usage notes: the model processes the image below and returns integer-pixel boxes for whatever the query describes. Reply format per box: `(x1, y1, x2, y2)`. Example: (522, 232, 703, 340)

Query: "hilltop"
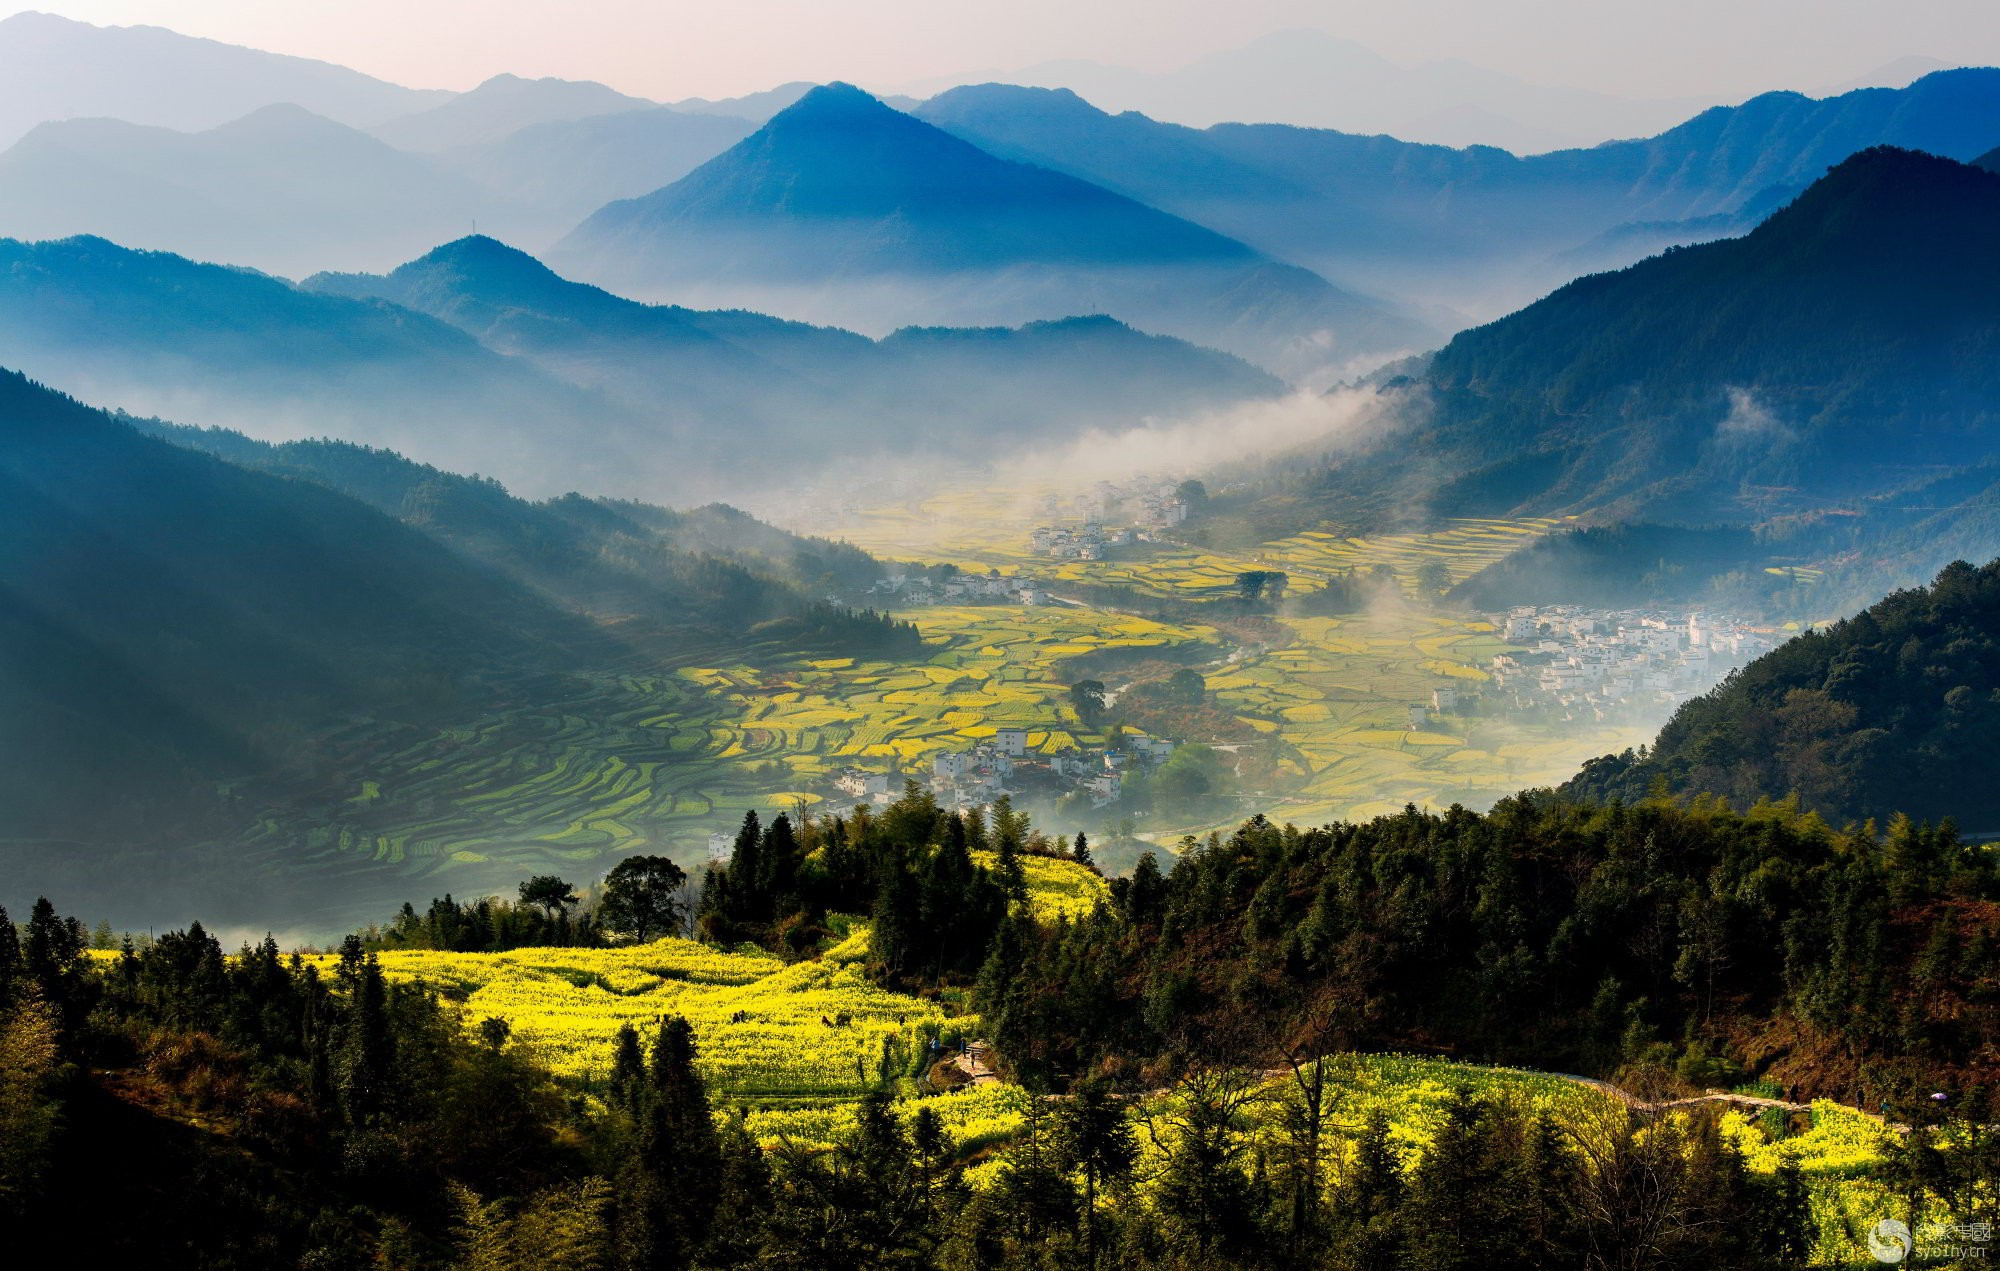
(553, 83, 1435, 380)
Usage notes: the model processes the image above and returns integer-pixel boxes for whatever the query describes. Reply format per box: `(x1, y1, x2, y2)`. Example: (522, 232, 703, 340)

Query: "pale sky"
(17, 0, 1996, 103)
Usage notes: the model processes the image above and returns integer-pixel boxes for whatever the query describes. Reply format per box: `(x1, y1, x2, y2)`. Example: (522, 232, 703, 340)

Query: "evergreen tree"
(1053, 1082, 1138, 1262)
(608, 1023, 645, 1111)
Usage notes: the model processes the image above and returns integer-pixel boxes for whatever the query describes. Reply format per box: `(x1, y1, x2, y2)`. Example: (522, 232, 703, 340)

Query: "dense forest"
(12, 784, 1918, 1270)
(1568, 558, 2000, 828)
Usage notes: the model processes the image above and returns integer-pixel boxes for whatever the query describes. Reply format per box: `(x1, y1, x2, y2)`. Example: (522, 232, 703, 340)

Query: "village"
(1482, 604, 1783, 723)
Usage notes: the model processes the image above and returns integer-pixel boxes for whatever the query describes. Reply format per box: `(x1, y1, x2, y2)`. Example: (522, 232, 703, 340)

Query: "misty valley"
(5, 10, 2000, 1270)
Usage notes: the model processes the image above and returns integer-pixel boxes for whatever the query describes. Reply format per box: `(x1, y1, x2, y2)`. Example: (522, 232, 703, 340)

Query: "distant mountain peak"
(763, 81, 905, 130)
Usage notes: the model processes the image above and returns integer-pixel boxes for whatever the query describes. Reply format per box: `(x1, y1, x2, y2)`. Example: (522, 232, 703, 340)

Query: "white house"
(834, 770, 892, 800)
(994, 728, 1029, 758)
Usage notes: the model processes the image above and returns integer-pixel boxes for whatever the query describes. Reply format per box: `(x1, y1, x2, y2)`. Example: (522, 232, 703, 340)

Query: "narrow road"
(954, 1040, 1002, 1086)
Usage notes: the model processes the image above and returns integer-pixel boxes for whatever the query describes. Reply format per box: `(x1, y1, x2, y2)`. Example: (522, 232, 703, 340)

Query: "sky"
(16, 0, 1999, 103)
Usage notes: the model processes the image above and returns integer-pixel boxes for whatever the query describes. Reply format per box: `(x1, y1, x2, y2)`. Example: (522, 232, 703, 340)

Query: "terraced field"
(816, 486, 1571, 601)
(220, 488, 1652, 912)
(334, 925, 961, 1101)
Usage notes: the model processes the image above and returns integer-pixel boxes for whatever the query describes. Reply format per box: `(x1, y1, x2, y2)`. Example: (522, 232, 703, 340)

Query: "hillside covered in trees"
(1208, 148, 2000, 605)
(0, 370, 917, 909)
(1566, 558, 2000, 829)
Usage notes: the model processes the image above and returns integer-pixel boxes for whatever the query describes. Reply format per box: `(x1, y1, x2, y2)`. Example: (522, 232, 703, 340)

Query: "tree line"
(0, 891, 1850, 1269)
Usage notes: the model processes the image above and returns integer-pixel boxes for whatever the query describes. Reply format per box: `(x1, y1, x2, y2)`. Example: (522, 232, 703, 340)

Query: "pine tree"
(618, 1016, 722, 1271)
(1054, 1082, 1138, 1262)
(608, 1023, 645, 1111)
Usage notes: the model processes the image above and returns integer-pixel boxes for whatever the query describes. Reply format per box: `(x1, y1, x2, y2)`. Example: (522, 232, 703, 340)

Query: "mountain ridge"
(554, 83, 1436, 380)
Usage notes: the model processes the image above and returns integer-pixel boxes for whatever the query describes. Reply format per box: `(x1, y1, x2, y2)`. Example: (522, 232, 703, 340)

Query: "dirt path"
(954, 1041, 1002, 1086)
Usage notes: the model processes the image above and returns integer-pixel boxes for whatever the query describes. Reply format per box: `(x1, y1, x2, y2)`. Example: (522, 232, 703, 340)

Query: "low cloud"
(999, 385, 1417, 488)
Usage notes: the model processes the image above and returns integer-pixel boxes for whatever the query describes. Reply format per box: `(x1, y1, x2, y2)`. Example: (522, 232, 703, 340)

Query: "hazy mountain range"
(0, 12, 1994, 358)
(897, 30, 1720, 154)
(0, 233, 1282, 502)
(1260, 149, 2000, 566)
(917, 68, 2000, 319)
(552, 83, 1436, 381)
(0, 9, 447, 148)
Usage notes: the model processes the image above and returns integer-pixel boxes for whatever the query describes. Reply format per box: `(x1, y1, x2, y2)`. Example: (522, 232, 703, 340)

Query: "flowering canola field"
(343, 927, 957, 1101)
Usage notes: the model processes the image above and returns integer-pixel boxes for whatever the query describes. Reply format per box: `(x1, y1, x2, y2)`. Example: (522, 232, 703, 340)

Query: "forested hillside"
(1207, 147, 2000, 605)
(0, 373, 919, 917)
(1566, 558, 2000, 829)
(1386, 148, 2000, 524)
(138, 421, 910, 654)
(0, 370, 599, 840)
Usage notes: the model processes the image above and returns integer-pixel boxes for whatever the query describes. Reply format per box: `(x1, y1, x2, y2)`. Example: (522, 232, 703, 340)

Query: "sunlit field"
(322, 924, 961, 1099)
(216, 501, 1645, 902)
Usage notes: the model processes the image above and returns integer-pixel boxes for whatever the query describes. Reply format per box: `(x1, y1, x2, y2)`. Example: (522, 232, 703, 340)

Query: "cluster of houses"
(777, 727, 1182, 820)
(1038, 480, 1191, 530)
(1029, 524, 1122, 560)
(1403, 685, 1463, 730)
(1484, 606, 1781, 721)
(923, 727, 1179, 811)
(868, 570, 1048, 607)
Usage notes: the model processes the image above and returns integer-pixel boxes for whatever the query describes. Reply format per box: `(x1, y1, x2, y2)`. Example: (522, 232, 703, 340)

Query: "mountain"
(129, 422, 905, 652)
(935, 30, 1711, 152)
(0, 105, 495, 276)
(369, 72, 656, 152)
(1243, 149, 2000, 569)
(917, 68, 2000, 321)
(0, 234, 647, 496)
(0, 368, 597, 867)
(0, 10, 448, 149)
(309, 234, 1285, 472)
(1822, 55, 1956, 94)
(0, 367, 920, 918)
(553, 83, 1435, 382)
(1566, 558, 2000, 830)
(1980, 144, 2000, 172)
(430, 107, 755, 241)
(666, 82, 812, 122)
(0, 232, 1281, 503)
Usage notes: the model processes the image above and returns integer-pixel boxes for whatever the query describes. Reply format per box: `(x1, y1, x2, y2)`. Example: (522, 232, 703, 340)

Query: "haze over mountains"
(0, 9, 446, 147)
(1, 8, 1999, 941)
(919, 68, 2000, 318)
(1229, 148, 2000, 604)
(900, 30, 1720, 154)
(553, 82, 1435, 381)
(0, 361, 929, 916)
(0, 233, 1282, 503)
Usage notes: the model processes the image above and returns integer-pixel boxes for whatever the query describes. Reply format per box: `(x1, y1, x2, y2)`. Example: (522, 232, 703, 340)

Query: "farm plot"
(335, 926, 952, 1101)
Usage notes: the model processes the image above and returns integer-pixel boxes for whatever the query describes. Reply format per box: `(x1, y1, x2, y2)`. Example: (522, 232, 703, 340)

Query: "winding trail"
(953, 1041, 1002, 1086)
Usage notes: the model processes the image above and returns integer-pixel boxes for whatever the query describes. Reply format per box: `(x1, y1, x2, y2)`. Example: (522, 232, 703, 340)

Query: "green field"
(214, 501, 1648, 904)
